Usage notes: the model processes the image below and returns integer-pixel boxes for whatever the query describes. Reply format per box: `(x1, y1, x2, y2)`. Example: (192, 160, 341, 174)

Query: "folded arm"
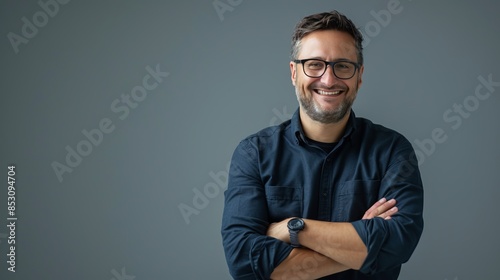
(221, 140, 294, 279)
(268, 143, 424, 276)
(270, 248, 349, 280)
(268, 198, 398, 279)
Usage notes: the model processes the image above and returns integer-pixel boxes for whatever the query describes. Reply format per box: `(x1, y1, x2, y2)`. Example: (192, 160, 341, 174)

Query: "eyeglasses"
(293, 59, 360, 79)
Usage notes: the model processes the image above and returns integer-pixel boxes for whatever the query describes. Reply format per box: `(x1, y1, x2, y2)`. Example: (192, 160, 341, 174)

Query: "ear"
(357, 64, 364, 89)
(290, 61, 297, 86)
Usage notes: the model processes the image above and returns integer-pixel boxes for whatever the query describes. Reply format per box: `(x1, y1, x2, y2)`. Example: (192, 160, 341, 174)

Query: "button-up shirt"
(221, 109, 424, 279)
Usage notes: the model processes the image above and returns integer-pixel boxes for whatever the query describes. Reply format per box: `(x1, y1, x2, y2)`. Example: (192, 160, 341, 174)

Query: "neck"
(299, 108, 350, 143)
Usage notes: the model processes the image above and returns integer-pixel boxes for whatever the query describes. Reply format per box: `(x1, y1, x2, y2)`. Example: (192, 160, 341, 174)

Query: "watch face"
(288, 218, 304, 230)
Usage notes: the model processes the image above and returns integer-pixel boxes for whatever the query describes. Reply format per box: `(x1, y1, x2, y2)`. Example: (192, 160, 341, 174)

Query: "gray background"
(0, 0, 499, 279)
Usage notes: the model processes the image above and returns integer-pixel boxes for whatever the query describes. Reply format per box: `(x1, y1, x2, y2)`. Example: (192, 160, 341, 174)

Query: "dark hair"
(291, 10, 364, 65)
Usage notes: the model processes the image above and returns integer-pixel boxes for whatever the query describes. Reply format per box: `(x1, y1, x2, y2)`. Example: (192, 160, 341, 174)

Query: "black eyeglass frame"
(293, 58, 361, 80)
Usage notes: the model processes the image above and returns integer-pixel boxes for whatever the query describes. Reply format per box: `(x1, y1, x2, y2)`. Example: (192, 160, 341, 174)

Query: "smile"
(315, 89, 343, 96)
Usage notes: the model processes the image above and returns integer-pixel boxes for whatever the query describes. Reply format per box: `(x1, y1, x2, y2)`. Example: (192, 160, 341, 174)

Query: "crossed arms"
(267, 198, 397, 279)
(221, 138, 424, 279)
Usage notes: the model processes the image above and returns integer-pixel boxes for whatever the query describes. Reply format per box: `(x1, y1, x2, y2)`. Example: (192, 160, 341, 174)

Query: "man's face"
(290, 30, 364, 124)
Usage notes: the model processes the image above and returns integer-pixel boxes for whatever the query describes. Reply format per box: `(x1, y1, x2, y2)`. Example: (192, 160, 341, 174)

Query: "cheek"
(296, 76, 314, 92)
(298, 82, 312, 97)
(345, 80, 358, 93)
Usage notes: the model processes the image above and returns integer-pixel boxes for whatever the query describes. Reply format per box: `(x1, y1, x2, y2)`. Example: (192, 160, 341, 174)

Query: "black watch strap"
(288, 218, 305, 248)
(290, 229, 301, 248)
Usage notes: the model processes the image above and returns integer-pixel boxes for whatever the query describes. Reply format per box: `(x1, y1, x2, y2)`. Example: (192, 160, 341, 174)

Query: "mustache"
(309, 83, 348, 91)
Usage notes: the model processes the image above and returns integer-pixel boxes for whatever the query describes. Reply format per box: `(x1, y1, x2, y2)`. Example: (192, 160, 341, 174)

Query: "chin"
(309, 104, 351, 124)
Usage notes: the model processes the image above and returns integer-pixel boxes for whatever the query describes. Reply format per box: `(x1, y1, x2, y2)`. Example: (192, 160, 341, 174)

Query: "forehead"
(298, 30, 358, 61)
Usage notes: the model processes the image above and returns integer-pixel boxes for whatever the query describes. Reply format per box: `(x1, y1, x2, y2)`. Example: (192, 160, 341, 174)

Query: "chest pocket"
(265, 186, 303, 222)
(335, 180, 381, 221)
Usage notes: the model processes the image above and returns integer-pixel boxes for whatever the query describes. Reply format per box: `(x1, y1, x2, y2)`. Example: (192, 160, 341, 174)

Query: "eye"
(334, 62, 354, 71)
(305, 60, 325, 70)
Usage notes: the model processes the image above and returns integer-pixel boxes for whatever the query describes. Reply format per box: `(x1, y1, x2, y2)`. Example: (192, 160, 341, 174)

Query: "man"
(221, 10, 423, 280)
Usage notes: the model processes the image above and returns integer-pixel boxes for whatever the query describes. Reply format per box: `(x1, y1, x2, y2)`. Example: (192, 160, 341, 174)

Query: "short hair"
(291, 10, 364, 65)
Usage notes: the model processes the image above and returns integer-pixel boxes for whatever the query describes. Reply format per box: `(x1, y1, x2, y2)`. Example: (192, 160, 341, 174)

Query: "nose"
(320, 65, 337, 87)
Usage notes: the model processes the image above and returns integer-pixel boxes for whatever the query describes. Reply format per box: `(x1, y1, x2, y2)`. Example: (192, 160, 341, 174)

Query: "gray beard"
(296, 88, 355, 124)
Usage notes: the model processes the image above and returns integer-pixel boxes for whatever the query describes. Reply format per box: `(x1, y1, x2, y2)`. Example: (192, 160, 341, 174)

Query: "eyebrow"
(300, 57, 354, 62)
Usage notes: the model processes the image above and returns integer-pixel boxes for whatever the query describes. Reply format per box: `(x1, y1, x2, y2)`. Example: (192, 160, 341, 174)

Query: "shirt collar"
(291, 108, 357, 146)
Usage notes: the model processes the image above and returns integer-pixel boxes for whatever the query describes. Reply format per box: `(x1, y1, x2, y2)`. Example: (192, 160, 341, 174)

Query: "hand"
(267, 218, 292, 243)
(362, 198, 398, 220)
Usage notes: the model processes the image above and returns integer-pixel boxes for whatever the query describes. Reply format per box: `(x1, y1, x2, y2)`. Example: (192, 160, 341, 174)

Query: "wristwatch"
(287, 218, 305, 248)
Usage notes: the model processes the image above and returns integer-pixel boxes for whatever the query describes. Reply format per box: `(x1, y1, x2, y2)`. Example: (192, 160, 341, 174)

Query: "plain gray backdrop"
(1, 1, 499, 279)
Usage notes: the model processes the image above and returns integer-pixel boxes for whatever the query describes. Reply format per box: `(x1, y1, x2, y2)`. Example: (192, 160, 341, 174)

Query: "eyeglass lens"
(303, 60, 356, 79)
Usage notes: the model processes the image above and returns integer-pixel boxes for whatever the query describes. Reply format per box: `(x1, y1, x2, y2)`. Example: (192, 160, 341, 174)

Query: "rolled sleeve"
(352, 143, 424, 275)
(221, 139, 293, 279)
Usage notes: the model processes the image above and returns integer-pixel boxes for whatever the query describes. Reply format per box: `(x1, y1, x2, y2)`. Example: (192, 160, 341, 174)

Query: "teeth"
(317, 90, 341, 95)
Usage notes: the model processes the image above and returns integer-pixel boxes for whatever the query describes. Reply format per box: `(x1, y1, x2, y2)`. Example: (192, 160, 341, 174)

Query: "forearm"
(266, 199, 398, 271)
(271, 247, 349, 280)
(299, 220, 368, 269)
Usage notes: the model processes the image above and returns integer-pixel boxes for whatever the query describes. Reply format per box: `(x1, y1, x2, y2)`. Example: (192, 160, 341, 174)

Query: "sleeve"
(221, 139, 293, 279)
(351, 138, 424, 275)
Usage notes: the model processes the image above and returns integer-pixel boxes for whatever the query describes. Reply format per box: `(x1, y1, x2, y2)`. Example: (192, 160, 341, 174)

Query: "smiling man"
(221, 10, 423, 280)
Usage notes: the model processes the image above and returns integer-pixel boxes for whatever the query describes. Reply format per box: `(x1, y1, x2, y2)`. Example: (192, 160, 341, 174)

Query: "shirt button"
(322, 192, 327, 197)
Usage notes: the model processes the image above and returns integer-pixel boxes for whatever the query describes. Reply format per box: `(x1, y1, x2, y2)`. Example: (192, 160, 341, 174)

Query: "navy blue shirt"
(221, 109, 424, 279)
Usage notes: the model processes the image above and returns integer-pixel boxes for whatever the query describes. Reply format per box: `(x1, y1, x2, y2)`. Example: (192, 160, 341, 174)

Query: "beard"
(295, 83, 357, 124)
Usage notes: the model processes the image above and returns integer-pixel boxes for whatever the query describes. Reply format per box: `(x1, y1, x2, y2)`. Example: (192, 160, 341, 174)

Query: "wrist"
(287, 218, 305, 247)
